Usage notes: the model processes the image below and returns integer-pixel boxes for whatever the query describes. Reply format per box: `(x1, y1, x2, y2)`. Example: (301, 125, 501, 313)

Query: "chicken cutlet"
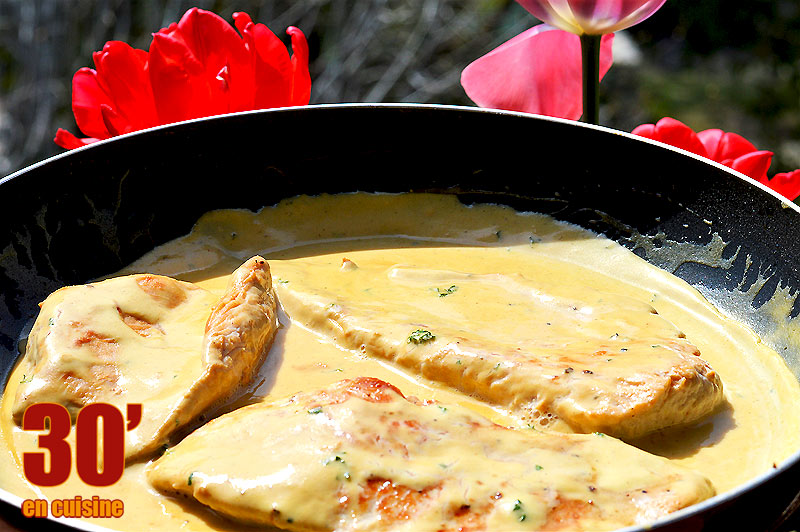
(147, 377, 715, 531)
(274, 259, 723, 439)
(12, 256, 277, 460)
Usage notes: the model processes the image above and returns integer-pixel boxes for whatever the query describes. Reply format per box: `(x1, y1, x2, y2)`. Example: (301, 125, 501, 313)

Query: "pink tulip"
(517, 0, 668, 35)
(461, 25, 613, 120)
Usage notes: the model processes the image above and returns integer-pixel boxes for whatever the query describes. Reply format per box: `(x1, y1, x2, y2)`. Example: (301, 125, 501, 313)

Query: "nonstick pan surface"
(1, 104, 799, 532)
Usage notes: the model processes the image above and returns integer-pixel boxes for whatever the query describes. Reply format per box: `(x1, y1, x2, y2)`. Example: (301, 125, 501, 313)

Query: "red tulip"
(517, 0, 668, 35)
(55, 8, 310, 149)
(461, 25, 613, 120)
(633, 117, 800, 201)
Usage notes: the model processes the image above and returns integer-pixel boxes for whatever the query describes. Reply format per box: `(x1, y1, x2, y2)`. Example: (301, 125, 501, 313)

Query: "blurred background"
(0, 0, 798, 177)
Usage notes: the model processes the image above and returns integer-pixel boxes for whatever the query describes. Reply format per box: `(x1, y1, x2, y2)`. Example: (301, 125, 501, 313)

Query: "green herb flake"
(324, 455, 346, 466)
(593, 432, 606, 437)
(19, 374, 33, 384)
(275, 278, 290, 284)
(456, 359, 462, 365)
(48, 317, 55, 326)
(439, 463, 448, 469)
(535, 464, 543, 471)
(435, 285, 459, 297)
(493, 363, 501, 371)
(188, 472, 195, 486)
(512, 499, 526, 521)
(438, 405, 448, 413)
(308, 407, 323, 415)
(408, 329, 435, 344)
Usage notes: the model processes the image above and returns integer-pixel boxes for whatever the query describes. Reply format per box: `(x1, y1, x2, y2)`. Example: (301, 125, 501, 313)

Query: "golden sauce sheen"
(1, 193, 799, 531)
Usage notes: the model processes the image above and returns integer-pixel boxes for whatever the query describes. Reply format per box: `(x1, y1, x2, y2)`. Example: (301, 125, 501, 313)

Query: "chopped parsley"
(19, 374, 33, 384)
(456, 359, 462, 365)
(438, 405, 448, 413)
(512, 499, 527, 522)
(188, 472, 195, 486)
(324, 455, 346, 466)
(434, 285, 459, 297)
(308, 406, 323, 415)
(275, 278, 290, 284)
(408, 329, 435, 344)
(593, 432, 606, 437)
(325, 455, 352, 481)
(535, 464, 543, 471)
(48, 317, 55, 326)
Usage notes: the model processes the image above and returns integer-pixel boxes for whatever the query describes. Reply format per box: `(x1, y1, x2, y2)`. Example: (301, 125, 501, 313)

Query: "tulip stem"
(580, 34, 601, 125)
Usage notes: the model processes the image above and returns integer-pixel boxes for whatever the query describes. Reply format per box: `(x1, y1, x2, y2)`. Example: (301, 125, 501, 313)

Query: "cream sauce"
(1, 192, 799, 531)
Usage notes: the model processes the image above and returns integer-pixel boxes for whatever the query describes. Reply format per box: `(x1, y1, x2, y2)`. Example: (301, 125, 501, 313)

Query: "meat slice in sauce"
(12, 256, 277, 460)
(147, 377, 715, 531)
(274, 260, 724, 439)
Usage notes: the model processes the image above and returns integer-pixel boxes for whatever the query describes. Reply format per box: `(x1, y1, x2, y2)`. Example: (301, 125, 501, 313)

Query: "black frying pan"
(1, 104, 798, 532)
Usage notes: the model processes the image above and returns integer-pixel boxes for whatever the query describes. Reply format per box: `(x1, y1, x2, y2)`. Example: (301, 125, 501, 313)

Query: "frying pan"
(0, 104, 798, 532)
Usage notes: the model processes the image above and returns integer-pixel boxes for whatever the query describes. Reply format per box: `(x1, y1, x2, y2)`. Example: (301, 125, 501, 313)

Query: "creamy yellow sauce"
(1, 192, 799, 531)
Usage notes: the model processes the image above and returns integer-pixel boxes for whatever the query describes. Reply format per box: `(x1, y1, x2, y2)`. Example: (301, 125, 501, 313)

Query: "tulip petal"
(72, 67, 113, 139)
(727, 150, 773, 183)
(54, 128, 100, 150)
(235, 15, 292, 108)
(632, 117, 707, 157)
(100, 104, 127, 137)
(765, 170, 800, 201)
(461, 25, 613, 120)
(698, 129, 758, 163)
(288, 26, 311, 106)
(92, 41, 157, 133)
(150, 8, 249, 122)
(149, 31, 206, 123)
